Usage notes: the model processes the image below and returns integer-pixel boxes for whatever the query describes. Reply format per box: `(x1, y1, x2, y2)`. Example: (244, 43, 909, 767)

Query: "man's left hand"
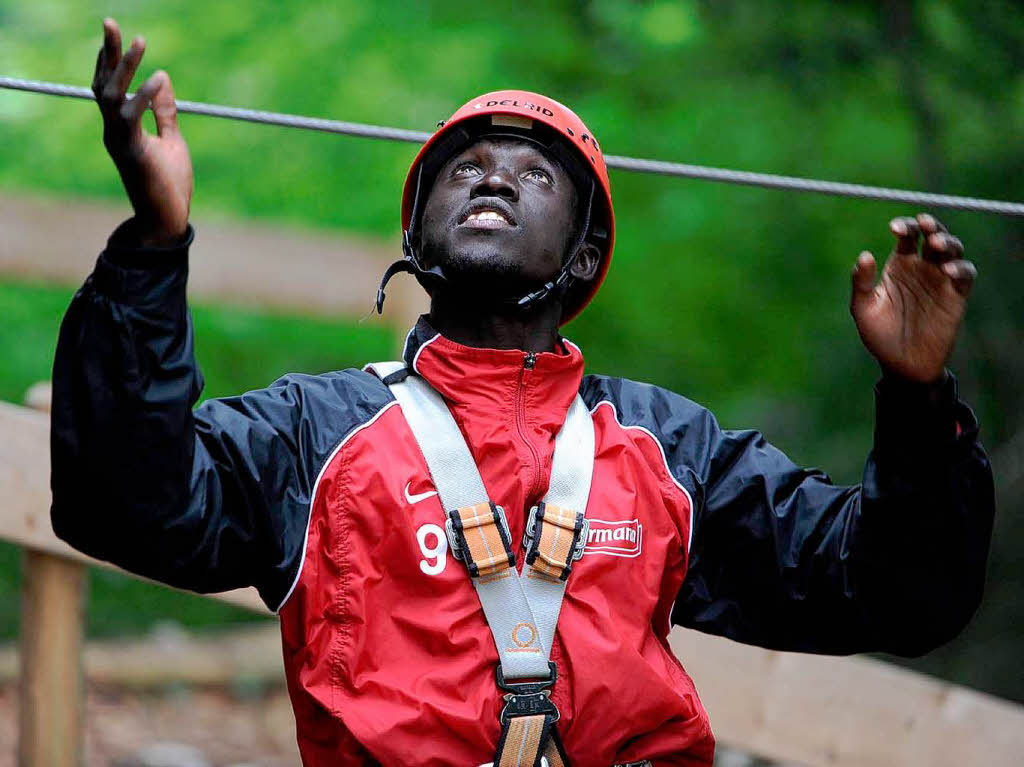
(850, 212, 976, 384)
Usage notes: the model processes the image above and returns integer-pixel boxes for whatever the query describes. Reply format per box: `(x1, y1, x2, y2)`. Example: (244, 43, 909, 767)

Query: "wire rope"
(2, 76, 1022, 217)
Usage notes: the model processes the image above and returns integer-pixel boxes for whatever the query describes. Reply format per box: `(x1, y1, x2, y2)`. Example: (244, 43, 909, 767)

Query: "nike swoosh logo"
(404, 481, 438, 505)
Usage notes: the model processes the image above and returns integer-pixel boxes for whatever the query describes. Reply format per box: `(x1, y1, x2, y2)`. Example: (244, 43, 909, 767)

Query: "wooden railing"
(3, 194, 1022, 766)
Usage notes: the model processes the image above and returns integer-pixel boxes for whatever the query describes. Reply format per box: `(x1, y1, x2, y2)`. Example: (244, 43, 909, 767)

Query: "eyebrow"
(453, 139, 561, 174)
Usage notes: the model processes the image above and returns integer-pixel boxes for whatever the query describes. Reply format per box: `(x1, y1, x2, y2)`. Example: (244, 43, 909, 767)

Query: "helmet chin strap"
(374, 229, 447, 314)
(514, 177, 594, 309)
(376, 175, 595, 316)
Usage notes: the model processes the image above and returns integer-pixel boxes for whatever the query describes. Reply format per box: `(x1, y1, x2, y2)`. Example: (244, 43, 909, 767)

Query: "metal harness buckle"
(444, 516, 463, 561)
(496, 662, 560, 726)
(523, 505, 589, 563)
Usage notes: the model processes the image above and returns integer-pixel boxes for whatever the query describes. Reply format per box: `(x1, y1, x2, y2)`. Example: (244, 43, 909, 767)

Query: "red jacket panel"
(279, 328, 712, 766)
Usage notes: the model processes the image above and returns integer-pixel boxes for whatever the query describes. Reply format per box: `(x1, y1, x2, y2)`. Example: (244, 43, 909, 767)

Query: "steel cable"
(3, 76, 1022, 217)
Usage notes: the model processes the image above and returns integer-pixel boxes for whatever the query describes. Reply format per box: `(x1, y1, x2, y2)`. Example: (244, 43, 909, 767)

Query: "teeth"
(466, 210, 509, 223)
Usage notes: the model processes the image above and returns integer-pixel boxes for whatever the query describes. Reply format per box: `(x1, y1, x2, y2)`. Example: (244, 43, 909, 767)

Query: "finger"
(889, 216, 920, 255)
(102, 18, 122, 74)
(93, 18, 121, 96)
(92, 46, 105, 93)
(120, 71, 162, 124)
(941, 259, 977, 297)
(916, 212, 948, 235)
(850, 251, 877, 315)
(923, 231, 964, 263)
(148, 71, 180, 137)
(104, 36, 146, 108)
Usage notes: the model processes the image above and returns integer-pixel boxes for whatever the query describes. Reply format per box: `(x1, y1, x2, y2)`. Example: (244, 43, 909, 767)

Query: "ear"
(569, 242, 602, 283)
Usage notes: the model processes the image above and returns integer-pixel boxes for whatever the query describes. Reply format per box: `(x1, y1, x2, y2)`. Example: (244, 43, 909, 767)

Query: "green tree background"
(0, 0, 1020, 701)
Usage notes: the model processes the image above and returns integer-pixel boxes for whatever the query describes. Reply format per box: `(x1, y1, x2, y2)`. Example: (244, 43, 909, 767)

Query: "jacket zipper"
(516, 352, 541, 515)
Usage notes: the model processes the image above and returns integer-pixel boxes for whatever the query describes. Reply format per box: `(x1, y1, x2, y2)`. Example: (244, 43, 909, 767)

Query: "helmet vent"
(491, 114, 533, 130)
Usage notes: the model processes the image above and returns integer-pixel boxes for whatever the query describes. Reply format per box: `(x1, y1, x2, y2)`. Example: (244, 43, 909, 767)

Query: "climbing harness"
(369, 360, 592, 767)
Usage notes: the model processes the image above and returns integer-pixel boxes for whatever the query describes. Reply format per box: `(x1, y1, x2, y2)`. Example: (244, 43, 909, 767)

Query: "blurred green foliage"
(0, 0, 1021, 699)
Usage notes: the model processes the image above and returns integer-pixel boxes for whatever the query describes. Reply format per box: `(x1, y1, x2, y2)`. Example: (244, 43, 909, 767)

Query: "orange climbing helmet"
(378, 89, 615, 324)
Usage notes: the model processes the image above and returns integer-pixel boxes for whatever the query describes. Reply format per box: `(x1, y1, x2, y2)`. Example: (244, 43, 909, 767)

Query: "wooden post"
(18, 552, 86, 767)
(18, 381, 86, 767)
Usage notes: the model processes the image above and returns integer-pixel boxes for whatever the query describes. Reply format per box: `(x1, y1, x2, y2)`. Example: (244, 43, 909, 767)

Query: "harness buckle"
(524, 506, 590, 563)
(446, 504, 512, 569)
(444, 516, 464, 562)
(500, 689, 560, 726)
(573, 517, 590, 562)
(496, 662, 560, 726)
(523, 507, 539, 550)
(496, 660, 557, 693)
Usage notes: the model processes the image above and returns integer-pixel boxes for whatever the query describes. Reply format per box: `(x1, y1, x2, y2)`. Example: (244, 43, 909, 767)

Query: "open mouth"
(457, 204, 517, 229)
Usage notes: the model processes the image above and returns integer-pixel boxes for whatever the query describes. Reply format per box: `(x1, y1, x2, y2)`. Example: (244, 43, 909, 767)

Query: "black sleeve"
(50, 220, 391, 610)
(671, 372, 995, 657)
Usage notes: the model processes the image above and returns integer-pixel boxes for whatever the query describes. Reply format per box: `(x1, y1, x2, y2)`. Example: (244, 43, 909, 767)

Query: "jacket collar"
(401, 315, 584, 414)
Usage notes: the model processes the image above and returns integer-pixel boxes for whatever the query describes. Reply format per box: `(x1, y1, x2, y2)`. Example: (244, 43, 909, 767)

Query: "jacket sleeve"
(50, 220, 387, 611)
(671, 372, 995, 657)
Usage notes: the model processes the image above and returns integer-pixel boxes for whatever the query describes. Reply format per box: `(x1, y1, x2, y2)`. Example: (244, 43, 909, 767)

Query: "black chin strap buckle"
(516, 280, 558, 308)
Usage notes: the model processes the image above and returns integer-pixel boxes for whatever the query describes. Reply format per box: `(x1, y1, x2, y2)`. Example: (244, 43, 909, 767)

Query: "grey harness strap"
(369, 362, 655, 767)
(368, 360, 594, 681)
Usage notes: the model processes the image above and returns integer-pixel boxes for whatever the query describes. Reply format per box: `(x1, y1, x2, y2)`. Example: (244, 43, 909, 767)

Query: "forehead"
(449, 136, 568, 173)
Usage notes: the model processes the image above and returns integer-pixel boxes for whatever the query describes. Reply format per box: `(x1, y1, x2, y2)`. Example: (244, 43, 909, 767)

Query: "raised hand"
(850, 213, 976, 384)
(93, 17, 193, 247)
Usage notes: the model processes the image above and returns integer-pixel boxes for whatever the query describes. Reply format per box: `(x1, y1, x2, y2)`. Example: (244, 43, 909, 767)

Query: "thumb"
(149, 70, 180, 137)
(850, 250, 877, 317)
(120, 71, 161, 124)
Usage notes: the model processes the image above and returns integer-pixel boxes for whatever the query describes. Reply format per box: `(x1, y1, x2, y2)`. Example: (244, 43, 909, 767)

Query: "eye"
(523, 168, 553, 185)
(452, 162, 481, 177)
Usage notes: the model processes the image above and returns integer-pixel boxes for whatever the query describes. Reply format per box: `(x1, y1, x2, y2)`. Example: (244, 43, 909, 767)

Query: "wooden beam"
(0, 399, 268, 615)
(670, 629, 1024, 767)
(0, 191, 428, 324)
(0, 623, 281, 689)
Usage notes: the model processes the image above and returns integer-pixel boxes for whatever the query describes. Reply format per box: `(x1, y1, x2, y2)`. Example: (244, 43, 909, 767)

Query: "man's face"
(418, 136, 580, 295)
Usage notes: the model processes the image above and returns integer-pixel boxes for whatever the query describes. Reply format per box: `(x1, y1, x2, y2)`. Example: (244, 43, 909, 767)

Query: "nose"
(471, 167, 519, 202)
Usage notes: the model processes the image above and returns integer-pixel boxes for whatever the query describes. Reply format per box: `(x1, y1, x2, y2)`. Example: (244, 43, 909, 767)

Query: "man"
(51, 18, 994, 767)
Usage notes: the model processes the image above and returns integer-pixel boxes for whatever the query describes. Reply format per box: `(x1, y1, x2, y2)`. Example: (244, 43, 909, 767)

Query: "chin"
(425, 240, 527, 286)
(453, 256, 536, 296)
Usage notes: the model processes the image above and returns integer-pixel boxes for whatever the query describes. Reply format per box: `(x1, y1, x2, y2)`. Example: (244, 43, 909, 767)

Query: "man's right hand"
(93, 17, 193, 247)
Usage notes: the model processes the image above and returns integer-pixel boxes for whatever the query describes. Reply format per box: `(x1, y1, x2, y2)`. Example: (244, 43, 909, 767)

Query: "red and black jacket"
(51, 223, 995, 765)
